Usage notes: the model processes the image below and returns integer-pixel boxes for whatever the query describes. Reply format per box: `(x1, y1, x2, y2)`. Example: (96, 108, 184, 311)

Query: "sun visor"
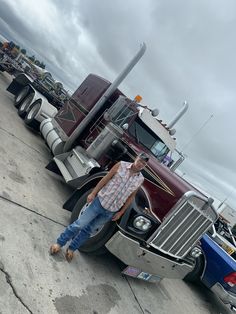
(138, 108, 176, 151)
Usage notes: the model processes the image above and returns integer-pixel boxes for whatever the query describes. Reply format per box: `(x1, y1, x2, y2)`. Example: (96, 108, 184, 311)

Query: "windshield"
(129, 118, 169, 161)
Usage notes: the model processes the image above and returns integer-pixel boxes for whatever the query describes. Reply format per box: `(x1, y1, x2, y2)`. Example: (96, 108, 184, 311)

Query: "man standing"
(50, 152, 149, 261)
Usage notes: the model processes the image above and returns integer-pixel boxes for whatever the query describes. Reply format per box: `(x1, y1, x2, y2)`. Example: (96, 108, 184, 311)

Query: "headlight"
(133, 216, 152, 231)
(190, 247, 202, 258)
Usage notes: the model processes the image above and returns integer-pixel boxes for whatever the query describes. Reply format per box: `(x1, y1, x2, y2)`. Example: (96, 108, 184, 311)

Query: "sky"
(0, 0, 235, 210)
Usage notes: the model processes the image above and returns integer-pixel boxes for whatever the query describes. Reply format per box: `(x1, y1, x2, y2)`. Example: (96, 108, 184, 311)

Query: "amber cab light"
(224, 272, 236, 286)
(134, 95, 142, 103)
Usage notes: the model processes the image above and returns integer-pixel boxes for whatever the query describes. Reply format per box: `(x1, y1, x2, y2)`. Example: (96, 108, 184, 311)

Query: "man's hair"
(138, 152, 149, 162)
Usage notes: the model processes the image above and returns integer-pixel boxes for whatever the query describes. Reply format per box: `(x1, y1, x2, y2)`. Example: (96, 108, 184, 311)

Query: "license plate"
(122, 266, 161, 282)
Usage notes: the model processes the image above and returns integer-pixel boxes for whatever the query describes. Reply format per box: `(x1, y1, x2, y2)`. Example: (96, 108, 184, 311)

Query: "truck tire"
(18, 93, 34, 118)
(183, 256, 204, 283)
(14, 86, 30, 108)
(70, 189, 117, 255)
(24, 100, 41, 130)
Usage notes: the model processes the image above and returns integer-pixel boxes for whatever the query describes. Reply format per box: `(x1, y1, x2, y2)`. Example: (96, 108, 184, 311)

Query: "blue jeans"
(57, 197, 115, 251)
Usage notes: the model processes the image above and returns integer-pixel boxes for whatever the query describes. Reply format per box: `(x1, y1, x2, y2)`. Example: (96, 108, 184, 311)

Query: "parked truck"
(4, 54, 69, 129)
(185, 216, 236, 311)
(38, 43, 218, 282)
(0, 41, 32, 75)
(0, 45, 23, 75)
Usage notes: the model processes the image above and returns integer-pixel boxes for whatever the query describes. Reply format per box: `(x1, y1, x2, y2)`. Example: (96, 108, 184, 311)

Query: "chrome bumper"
(211, 283, 236, 309)
(105, 231, 194, 279)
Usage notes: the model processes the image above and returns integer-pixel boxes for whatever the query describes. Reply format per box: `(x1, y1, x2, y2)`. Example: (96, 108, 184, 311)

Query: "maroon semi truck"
(40, 44, 218, 282)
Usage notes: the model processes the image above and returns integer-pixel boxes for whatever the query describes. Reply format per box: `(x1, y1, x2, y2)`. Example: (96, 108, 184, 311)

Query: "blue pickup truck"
(185, 218, 236, 311)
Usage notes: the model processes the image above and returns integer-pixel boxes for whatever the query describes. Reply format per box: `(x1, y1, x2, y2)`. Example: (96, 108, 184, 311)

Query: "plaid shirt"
(98, 161, 144, 212)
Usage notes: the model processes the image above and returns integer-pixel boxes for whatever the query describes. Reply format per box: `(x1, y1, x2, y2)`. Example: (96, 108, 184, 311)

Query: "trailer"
(6, 69, 69, 130)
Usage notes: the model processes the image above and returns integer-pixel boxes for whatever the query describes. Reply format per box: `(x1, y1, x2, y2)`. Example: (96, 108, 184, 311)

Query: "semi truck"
(0, 46, 23, 75)
(0, 41, 30, 75)
(4, 52, 70, 130)
(37, 43, 218, 282)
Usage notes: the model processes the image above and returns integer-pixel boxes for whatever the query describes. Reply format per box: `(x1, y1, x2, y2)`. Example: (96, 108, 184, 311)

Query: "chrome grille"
(149, 194, 217, 258)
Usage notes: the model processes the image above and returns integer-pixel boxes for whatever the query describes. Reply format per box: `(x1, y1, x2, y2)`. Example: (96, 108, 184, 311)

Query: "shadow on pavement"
(185, 281, 232, 314)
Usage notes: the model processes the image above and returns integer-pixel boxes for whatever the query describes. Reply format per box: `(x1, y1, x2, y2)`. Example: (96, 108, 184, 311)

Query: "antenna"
(180, 114, 214, 152)
(218, 187, 235, 211)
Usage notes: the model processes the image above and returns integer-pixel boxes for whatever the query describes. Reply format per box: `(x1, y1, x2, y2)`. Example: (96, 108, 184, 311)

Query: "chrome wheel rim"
(20, 96, 32, 111)
(16, 88, 27, 102)
(27, 102, 40, 120)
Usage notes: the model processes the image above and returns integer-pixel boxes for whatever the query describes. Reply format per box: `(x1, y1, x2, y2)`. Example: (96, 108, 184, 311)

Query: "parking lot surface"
(0, 72, 231, 314)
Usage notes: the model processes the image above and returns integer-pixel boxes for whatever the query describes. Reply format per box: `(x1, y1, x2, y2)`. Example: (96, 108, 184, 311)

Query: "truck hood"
(128, 141, 202, 196)
(126, 141, 209, 220)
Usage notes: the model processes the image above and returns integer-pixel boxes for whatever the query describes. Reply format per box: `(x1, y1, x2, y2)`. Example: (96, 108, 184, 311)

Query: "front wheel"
(18, 93, 34, 118)
(70, 189, 117, 255)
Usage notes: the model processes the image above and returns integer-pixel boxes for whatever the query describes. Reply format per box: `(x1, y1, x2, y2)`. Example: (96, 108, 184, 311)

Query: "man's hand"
(87, 192, 96, 203)
(112, 211, 123, 221)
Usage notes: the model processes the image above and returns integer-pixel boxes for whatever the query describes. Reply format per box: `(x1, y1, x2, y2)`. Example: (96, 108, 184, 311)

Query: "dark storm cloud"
(0, 2, 31, 44)
(77, 0, 236, 112)
(77, 0, 149, 70)
(0, 0, 83, 90)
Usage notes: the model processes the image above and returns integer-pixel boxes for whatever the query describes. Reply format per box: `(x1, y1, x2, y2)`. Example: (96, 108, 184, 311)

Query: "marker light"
(134, 95, 142, 103)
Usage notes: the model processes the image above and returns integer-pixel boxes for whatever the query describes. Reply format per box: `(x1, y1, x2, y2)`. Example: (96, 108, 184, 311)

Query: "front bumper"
(105, 231, 194, 279)
(211, 283, 236, 309)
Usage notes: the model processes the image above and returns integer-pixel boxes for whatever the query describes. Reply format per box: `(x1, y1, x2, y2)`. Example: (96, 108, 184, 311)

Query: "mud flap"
(45, 159, 62, 176)
(6, 79, 23, 95)
(6, 73, 33, 95)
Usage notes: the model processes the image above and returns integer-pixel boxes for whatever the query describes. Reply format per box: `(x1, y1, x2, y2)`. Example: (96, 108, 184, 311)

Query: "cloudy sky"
(0, 0, 235, 210)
